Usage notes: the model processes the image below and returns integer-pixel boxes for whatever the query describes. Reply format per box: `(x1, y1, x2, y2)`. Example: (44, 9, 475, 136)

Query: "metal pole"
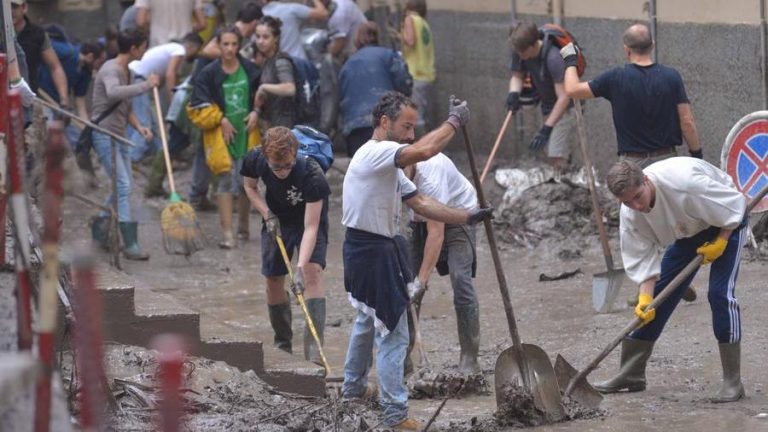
(649, 0, 658, 62)
(552, 0, 563, 26)
(761, 0, 768, 109)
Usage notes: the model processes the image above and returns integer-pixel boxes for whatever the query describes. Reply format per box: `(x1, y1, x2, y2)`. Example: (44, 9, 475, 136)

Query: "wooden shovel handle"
(152, 87, 176, 194)
(480, 111, 513, 184)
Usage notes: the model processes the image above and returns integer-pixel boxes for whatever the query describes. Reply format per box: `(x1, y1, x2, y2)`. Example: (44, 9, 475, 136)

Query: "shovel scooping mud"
(460, 125, 565, 421)
(573, 100, 626, 313)
(555, 179, 768, 409)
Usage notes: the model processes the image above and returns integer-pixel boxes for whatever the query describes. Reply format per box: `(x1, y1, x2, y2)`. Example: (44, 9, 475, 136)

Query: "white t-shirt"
(328, 0, 367, 58)
(410, 153, 477, 222)
(342, 140, 417, 238)
(620, 157, 747, 284)
(129, 43, 186, 79)
(263, 2, 312, 60)
(134, 0, 203, 47)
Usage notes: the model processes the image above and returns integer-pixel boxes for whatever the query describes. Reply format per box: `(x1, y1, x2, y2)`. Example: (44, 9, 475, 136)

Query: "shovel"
(572, 100, 625, 313)
(460, 126, 565, 421)
(556, 179, 768, 408)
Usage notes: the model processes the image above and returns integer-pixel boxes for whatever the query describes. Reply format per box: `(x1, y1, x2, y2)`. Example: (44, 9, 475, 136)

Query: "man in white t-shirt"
(127, 33, 203, 163)
(598, 158, 747, 403)
(404, 153, 481, 376)
(327, 0, 367, 63)
(135, 0, 206, 47)
(341, 92, 491, 430)
(262, 0, 329, 60)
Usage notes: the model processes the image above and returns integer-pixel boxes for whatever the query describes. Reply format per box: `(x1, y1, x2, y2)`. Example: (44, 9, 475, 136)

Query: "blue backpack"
(292, 125, 333, 172)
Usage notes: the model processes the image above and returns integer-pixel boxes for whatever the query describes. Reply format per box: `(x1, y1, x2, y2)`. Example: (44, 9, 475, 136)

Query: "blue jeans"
(189, 141, 211, 203)
(630, 220, 747, 344)
(342, 309, 408, 426)
(126, 78, 161, 161)
(92, 131, 133, 222)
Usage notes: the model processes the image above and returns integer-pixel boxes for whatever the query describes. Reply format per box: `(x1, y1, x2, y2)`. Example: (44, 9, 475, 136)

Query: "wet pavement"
(55, 152, 768, 431)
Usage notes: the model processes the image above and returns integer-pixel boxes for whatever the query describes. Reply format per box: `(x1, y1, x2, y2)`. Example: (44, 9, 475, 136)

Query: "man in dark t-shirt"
(507, 22, 576, 174)
(241, 126, 331, 363)
(561, 22, 702, 166)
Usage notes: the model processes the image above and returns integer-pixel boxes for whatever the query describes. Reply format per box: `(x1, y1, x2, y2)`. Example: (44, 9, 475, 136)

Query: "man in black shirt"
(561, 22, 702, 165)
(241, 126, 331, 363)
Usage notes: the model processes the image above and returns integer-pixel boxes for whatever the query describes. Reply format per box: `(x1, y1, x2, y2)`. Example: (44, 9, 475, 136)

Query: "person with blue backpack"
(252, 16, 298, 129)
(241, 126, 331, 364)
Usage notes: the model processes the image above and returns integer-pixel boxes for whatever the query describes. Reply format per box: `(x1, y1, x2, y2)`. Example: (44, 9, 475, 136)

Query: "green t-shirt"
(222, 65, 250, 159)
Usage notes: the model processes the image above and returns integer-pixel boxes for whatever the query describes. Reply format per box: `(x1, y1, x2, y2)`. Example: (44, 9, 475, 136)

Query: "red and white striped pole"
(34, 121, 67, 432)
(71, 253, 106, 431)
(153, 335, 186, 432)
(7, 88, 33, 351)
(0, 54, 9, 267)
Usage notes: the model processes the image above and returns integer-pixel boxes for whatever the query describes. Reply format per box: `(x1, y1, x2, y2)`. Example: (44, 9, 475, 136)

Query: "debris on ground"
(539, 268, 582, 282)
(407, 368, 490, 399)
(492, 383, 547, 427)
(494, 167, 619, 250)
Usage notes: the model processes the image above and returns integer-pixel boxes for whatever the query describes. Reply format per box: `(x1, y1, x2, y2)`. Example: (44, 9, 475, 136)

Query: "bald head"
(623, 23, 653, 55)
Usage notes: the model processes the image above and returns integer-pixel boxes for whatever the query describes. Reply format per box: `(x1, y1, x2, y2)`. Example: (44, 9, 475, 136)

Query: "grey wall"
(429, 11, 765, 175)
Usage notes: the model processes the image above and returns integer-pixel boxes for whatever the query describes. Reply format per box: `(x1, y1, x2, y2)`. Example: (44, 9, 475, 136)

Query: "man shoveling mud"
(340, 92, 492, 430)
(599, 158, 747, 403)
(404, 153, 482, 376)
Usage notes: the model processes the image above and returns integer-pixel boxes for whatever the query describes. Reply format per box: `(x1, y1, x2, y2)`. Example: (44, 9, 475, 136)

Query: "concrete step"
(199, 318, 263, 373)
(260, 343, 326, 397)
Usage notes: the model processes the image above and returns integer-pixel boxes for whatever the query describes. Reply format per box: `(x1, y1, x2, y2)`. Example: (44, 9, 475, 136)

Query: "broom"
(152, 87, 204, 256)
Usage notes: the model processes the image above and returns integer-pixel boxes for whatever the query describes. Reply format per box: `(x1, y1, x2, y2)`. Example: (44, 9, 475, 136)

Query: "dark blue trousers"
(631, 219, 747, 344)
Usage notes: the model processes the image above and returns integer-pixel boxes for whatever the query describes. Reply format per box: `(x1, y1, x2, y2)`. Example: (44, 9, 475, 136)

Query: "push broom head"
(161, 193, 205, 257)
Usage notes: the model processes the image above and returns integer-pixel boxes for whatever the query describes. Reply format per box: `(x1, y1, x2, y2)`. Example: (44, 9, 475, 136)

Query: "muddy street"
(54, 151, 768, 431)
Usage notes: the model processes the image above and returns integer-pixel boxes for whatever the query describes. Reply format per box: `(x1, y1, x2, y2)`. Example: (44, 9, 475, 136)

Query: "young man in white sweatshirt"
(598, 158, 748, 403)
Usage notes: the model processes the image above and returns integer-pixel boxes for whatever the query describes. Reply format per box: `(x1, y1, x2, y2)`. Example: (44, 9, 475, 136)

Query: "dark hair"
(508, 22, 539, 52)
(258, 16, 282, 39)
(117, 29, 147, 54)
(104, 24, 119, 42)
(355, 21, 379, 49)
(623, 23, 653, 55)
(236, 2, 263, 23)
(216, 25, 243, 45)
(405, 0, 427, 18)
(182, 32, 204, 46)
(80, 41, 103, 58)
(372, 92, 418, 128)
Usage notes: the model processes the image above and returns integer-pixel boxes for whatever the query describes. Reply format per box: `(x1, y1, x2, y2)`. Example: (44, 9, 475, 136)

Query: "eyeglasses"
(268, 159, 296, 172)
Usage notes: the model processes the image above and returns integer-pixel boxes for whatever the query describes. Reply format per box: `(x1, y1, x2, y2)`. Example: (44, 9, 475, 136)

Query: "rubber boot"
(76, 151, 98, 189)
(119, 222, 150, 261)
(711, 342, 745, 403)
(217, 193, 235, 249)
(144, 152, 168, 198)
(456, 304, 481, 375)
(303, 297, 326, 365)
(237, 194, 250, 241)
(593, 338, 654, 393)
(268, 302, 293, 353)
(90, 216, 112, 251)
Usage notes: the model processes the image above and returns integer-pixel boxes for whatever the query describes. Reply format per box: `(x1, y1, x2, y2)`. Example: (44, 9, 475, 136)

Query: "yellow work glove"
(634, 293, 655, 327)
(696, 237, 728, 264)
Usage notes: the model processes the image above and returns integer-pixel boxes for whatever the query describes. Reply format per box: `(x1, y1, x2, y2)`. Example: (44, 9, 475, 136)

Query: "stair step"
(260, 344, 326, 397)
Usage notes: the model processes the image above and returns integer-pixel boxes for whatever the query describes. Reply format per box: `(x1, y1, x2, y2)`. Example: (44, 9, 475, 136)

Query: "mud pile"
(494, 167, 619, 249)
(59, 344, 383, 431)
(407, 368, 490, 399)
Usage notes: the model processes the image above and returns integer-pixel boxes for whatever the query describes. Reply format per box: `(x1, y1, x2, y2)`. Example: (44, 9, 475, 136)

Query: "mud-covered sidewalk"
(53, 151, 768, 431)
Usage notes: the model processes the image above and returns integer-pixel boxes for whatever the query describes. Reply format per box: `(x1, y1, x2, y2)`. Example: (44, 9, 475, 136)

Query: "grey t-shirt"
(510, 44, 566, 115)
(91, 59, 152, 135)
(260, 55, 296, 128)
(263, 2, 312, 60)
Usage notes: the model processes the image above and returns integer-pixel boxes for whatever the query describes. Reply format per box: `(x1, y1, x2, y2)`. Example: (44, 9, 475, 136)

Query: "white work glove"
(407, 277, 424, 299)
(11, 78, 36, 108)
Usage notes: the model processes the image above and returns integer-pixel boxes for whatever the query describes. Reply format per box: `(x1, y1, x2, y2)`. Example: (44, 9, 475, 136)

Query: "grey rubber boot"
(90, 216, 112, 251)
(711, 342, 745, 403)
(268, 302, 293, 353)
(593, 338, 654, 393)
(303, 298, 326, 365)
(456, 304, 481, 375)
(118, 222, 150, 261)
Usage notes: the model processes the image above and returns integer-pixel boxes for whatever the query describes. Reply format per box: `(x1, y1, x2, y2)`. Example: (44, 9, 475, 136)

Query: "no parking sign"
(721, 111, 768, 213)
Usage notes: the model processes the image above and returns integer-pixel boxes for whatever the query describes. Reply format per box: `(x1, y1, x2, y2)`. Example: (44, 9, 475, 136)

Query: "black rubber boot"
(593, 338, 654, 393)
(712, 342, 745, 403)
(90, 216, 112, 251)
(303, 298, 326, 365)
(119, 222, 150, 261)
(268, 302, 293, 353)
(456, 304, 481, 375)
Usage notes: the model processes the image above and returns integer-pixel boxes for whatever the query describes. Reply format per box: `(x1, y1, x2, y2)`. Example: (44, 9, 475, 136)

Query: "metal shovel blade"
(592, 268, 625, 313)
(553, 354, 603, 409)
(494, 344, 565, 421)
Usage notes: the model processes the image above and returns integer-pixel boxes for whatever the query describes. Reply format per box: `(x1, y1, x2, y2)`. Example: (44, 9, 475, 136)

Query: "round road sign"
(721, 111, 768, 213)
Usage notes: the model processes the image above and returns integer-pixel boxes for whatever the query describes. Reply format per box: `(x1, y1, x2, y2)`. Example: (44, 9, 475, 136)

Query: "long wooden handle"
(34, 98, 136, 148)
(480, 111, 513, 184)
(573, 100, 615, 270)
(152, 87, 176, 195)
